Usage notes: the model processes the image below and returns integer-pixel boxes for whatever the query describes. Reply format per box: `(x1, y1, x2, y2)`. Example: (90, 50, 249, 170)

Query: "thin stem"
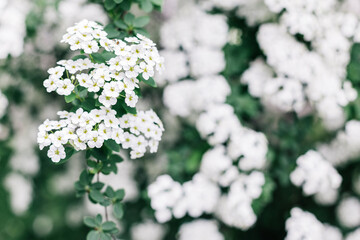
(105, 205, 109, 221)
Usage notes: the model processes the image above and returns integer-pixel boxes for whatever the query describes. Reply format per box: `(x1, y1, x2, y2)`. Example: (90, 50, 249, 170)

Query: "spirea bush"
(3, 0, 360, 240)
(35, 1, 165, 239)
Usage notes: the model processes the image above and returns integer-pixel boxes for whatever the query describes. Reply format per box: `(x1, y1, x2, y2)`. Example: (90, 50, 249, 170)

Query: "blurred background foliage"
(2, 0, 360, 240)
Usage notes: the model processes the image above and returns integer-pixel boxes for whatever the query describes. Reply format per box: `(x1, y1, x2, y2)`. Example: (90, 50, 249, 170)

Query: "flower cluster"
(0, 0, 30, 58)
(44, 19, 164, 109)
(178, 220, 224, 240)
(148, 174, 220, 223)
(290, 150, 342, 197)
(150, 1, 269, 231)
(318, 120, 360, 166)
(158, 6, 227, 85)
(130, 221, 165, 240)
(242, 24, 357, 130)
(163, 76, 231, 117)
(285, 208, 342, 240)
(38, 109, 164, 162)
(216, 171, 265, 230)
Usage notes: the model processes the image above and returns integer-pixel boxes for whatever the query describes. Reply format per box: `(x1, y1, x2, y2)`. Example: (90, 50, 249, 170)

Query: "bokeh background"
(2, 0, 360, 239)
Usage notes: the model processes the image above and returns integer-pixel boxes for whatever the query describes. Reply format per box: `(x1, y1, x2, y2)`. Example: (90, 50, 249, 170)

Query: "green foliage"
(84, 215, 118, 240)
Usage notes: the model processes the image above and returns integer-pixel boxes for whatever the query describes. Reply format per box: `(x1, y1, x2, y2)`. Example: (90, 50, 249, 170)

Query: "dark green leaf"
(114, 0, 123, 3)
(90, 189, 105, 203)
(90, 148, 108, 161)
(104, 0, 116, 10)
(141, 76, 157, 87)
(104, 139, 120, 152)
(109, 154, 123, 163)
(81, 98, 96, 111)
(119, 0, 131, 10)
(120, 101, 137, 114)
(105, 186, 115, 198)
(92, 182, 105, 190)
(151, 0, 163, 6)
(114, 189, 125, 201)
(80, 170, 89, 185)
(133, 16, 150, 28)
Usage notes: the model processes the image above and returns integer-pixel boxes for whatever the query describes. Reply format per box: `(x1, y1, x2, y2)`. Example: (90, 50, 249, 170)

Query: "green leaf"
(87, 159, 97, 168)
(81, 98, 96, 111)
(87, 230, 100, 240)
(92, 182, 105, 190)
(65, 92, 76, 103)
(140, 0, 153, 12)
(78, 88, 88, 98)
(120, 101, 137, 114)
(80, 170, 90, 185)
(101, 51, 117, 61)
(114, 19, 128, 30)
(133, 28, 149, 37)
(90, 190, 105, 203)
(114, 189, 125, 201)
(109, 154, 123, 163)
(74, 181, 85, 191)
(133, 16, 150, 28)
(114, 0, 123, 3)
(113, 202, 123, 219)
(92, 51, 117, 64)
(105, 186, 115, 198)
(151, 0, 163, 6)
(90, 147, 108, 161)
(99, 232, 112, 240)
(139, 76, 157, 87)
(104, 0, 116, 10)
(95, 214, 103, 225)
(84, 216, 97, 228)
(102, 221, 116, 231)
(119, 0, 131, 10)
(124, 13, 135, 25)
(104, 24, 120, 39)
(72, 55, 88, 61)
(104, 139, 120, 152)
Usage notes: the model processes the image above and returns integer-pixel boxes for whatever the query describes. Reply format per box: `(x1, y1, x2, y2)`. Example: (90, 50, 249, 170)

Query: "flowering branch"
(37, 0, 164, 238)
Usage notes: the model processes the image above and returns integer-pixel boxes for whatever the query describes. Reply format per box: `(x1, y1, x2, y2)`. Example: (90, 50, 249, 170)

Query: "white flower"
(43, 77, 59, 92)
(178, 220, 224, 240)
(99, 93, 117, 108)
(56, 79, 75, 96)
(125, 92, 138, 108)
(290, 150, 342, 196)
(82, 40, 99, 54)
(47, 145, 66, 163)
(87, 131, 104, 148)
